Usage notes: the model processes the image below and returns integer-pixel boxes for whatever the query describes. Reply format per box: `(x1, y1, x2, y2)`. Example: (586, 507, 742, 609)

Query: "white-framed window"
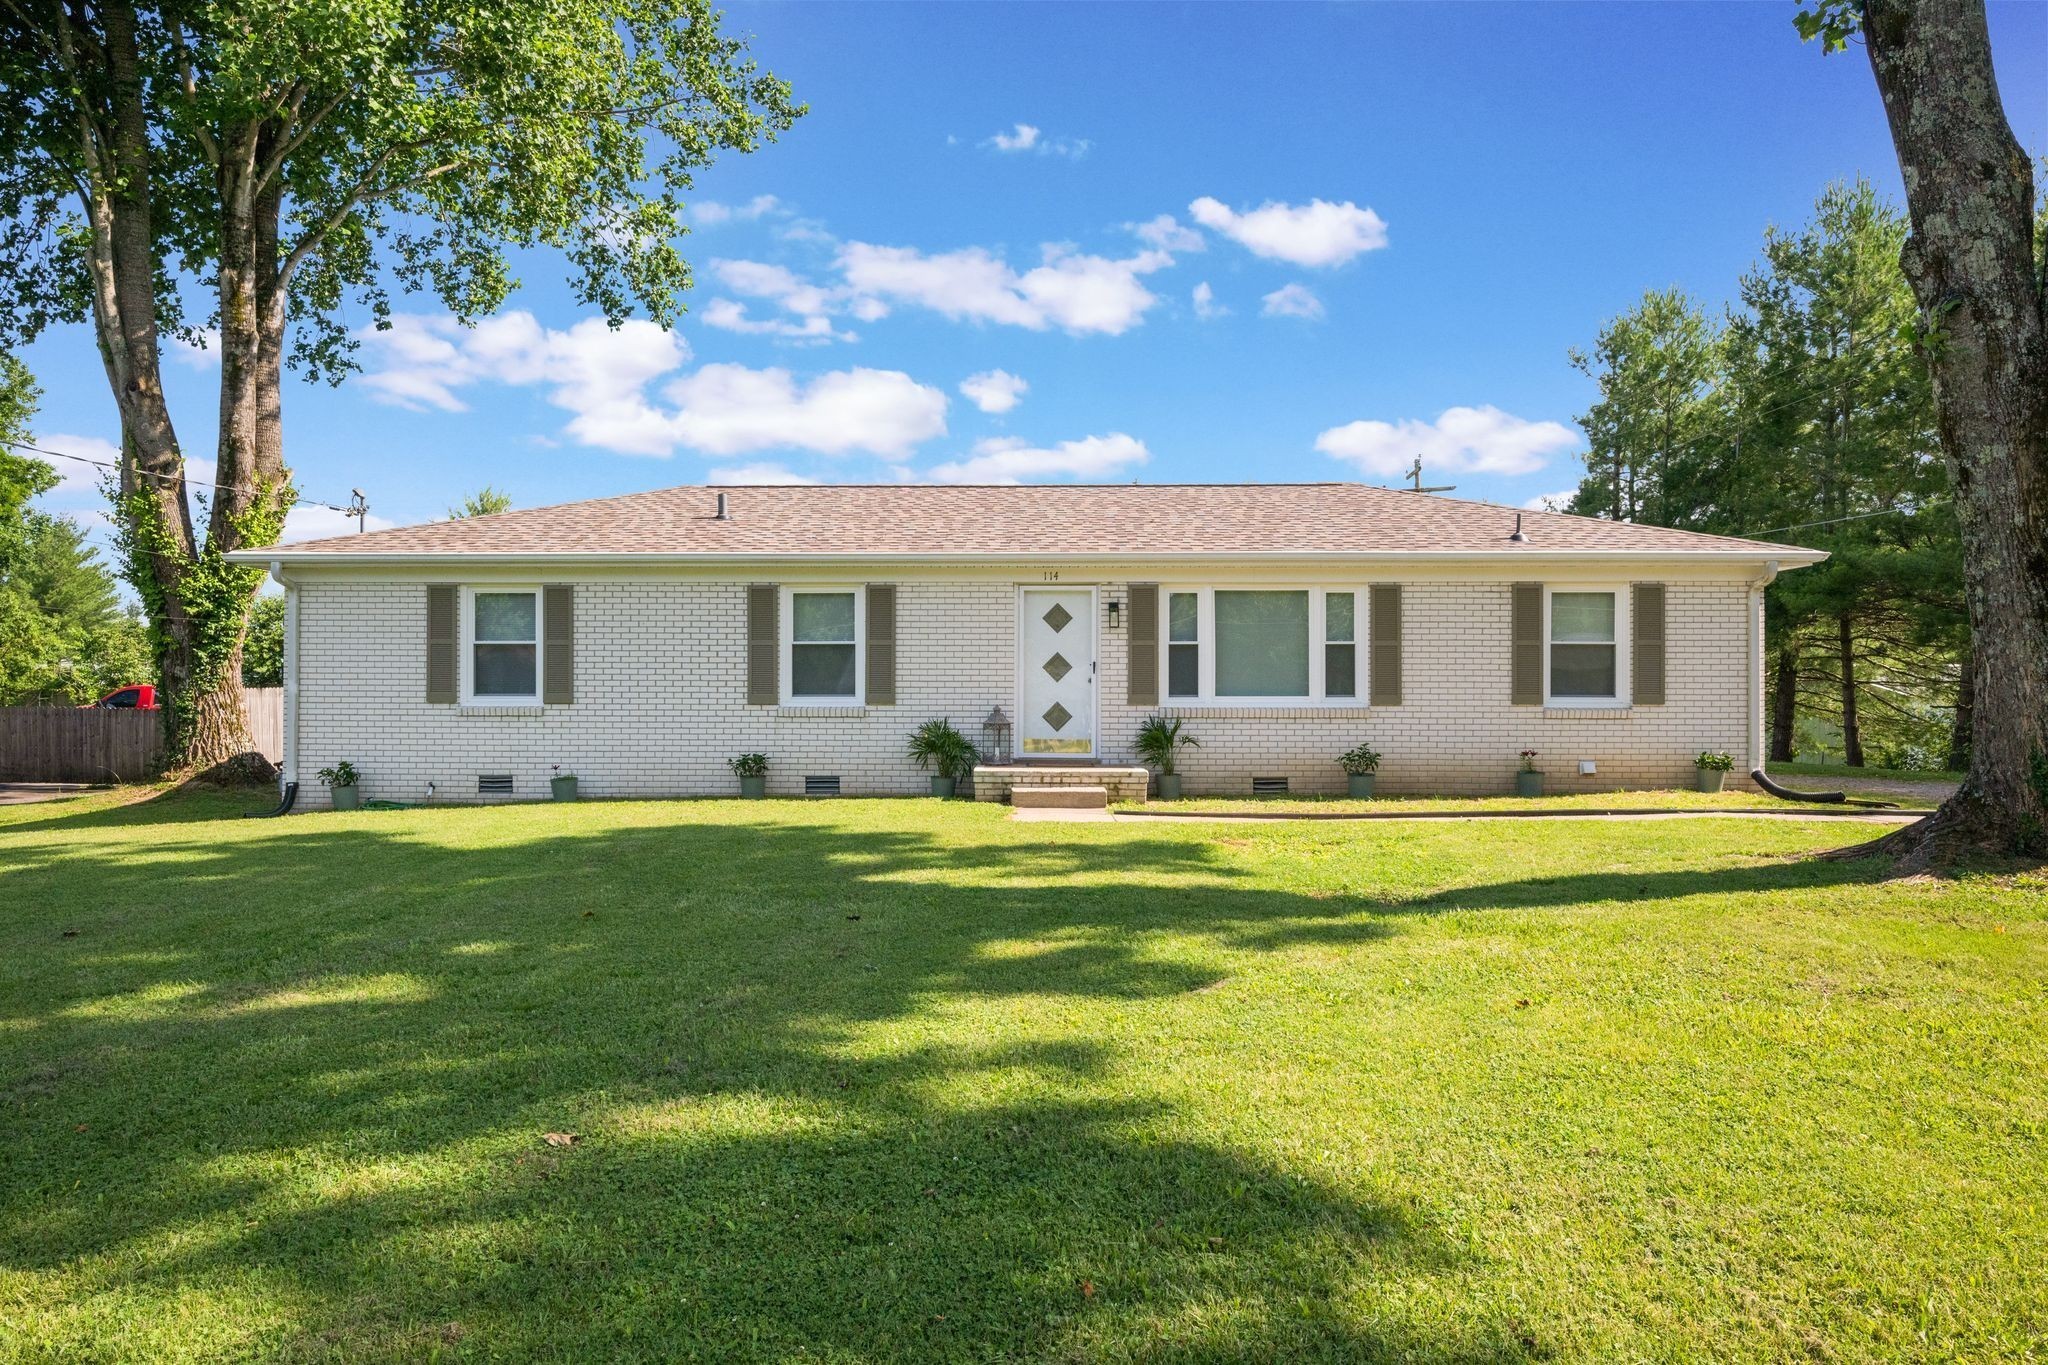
(1158, 586, 1364, 705)
(783, 585, 863, 704)
(461, 585, 542, 705)
(1545, 585, 1630, 708)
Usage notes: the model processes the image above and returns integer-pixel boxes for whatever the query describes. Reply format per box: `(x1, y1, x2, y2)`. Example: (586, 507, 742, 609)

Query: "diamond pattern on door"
(1041, 602, 1073, 632)
(1042, 652, 1072, 681)
(1042, 702, 1072, 731)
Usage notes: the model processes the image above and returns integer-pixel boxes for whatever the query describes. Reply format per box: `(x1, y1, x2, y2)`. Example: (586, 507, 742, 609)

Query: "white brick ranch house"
(228, 483, 1824, 808)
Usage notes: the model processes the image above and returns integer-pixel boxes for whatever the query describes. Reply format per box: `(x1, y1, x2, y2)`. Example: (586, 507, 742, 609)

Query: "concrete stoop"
(1009, 784, 1109, 810)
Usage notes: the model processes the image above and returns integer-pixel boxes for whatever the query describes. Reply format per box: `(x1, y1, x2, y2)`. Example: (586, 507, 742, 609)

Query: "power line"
(1743, 498, 1948, 540)
(1, 436, 356, 514)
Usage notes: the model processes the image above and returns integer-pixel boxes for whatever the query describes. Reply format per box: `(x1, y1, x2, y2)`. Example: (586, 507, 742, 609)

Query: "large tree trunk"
(1856, 0, 2048, 865)
(1837, 613, 1864, 767)
(1770, 642, 1801, 762)
(1945, 653, 1974, 773)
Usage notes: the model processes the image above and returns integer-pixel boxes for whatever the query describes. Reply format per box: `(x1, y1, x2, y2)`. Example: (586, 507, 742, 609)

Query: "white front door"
(1017, 587, 1096, 758)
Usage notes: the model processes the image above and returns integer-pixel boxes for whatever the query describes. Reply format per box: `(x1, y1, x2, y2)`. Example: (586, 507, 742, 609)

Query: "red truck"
(85, 684, 157, 709)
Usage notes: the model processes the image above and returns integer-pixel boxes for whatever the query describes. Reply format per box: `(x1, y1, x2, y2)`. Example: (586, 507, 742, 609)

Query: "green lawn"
(2, 790, 2042, 1362)
(1766, 759, 1966, 784)
(1114, 788, 1942, 815)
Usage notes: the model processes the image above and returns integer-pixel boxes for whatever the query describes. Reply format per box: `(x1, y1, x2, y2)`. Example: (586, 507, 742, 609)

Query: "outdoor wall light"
(1106, 599, 1122, 630)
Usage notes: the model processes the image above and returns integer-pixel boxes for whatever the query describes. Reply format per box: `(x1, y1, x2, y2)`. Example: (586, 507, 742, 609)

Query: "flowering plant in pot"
(1515, 749, 1543, 798)
(907, 720, 978, 797)
(1694, 749, 1734, 793)
(550, 764, 578, 801)
(728, 752, 768, 798)
(1135, 715, 1199, 799)
(1339, 742, 1382, 798)
(317, 760, 361, 811)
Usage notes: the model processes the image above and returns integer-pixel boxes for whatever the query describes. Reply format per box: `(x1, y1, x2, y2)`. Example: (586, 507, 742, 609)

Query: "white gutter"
(270, 559, 298, 796)
(228, 547, 1832, 568)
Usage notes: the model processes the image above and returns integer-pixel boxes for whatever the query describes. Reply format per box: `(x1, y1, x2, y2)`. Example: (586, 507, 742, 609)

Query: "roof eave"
(231, 547, 1830, 568)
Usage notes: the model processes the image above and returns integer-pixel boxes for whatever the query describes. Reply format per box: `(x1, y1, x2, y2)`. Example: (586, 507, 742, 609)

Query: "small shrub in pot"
(1339, 742, 1381, 799)
(550, 764, 578, 801)
(1135, 715, 1198, 799)
(1515, 749, 1543, 798)
(317, 760, 361, 811)
(728, 752, 768, 798)
(1694, 749, 1734, 793)
(907, 720, 978, 797)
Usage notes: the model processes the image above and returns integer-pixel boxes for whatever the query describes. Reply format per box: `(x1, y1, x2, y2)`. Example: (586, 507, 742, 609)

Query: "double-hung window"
(785, 587, 862, 704)
(1161, 587, 1362, 704)
(463, 587, 541, 705)
(1546, 587, 1627, 706)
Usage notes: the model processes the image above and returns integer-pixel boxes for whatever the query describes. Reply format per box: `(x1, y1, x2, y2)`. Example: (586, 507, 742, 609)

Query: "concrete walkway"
(0, 783, 93, 805)
(1015, 805, 1925, 826)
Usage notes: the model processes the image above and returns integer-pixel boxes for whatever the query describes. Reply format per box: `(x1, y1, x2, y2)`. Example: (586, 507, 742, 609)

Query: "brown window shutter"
(426, 584, 458, 704)
(746, 584, 779, 705)
(1510, 582, 1543, 706)
(542, 585, 574, 705)
(1369, 583, 1403, 706)
(1632, 582, 1666, 705)
(1126, 583, 1158, 707)
(866, 584, 896, 705)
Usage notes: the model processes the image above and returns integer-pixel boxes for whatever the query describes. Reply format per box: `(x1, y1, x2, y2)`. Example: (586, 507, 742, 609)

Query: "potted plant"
(1515, 749, 1543, 798)
(1694, 749, 1734, 793)
(1135, 715, 1199, 799)
(550, 764, 578, 802)
(907, 719, 978, 797)
(1339, 742, 1381, 798)
(729, 752, 768, 798)
(317, 760, 361, 811)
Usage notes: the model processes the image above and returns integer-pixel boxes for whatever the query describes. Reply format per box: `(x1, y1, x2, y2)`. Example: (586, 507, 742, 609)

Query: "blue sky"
(21, 1, 2048, 544)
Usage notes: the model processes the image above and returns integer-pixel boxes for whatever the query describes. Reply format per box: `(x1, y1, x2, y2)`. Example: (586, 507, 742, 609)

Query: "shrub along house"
(229, 483, 1823, 807)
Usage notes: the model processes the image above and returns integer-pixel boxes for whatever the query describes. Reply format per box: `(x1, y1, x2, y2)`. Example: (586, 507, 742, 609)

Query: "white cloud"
(1191, 281, 1227, 320)
(959, 369, 1028, 414)
(662, 364, 947, 458)
(692, 194, 783, 227)
(1315, 406, 1582, 478)
(839, 242, 1169, 336)
(1188, 196, 1389, 267)
(701, 298, 851, 344)
(707, 462, 819, 485)
(701, 259, 856, 343)
(1131, 214, 1205, 253)
(169, 328, 222, 369)
(359, 311, 948, 459)
(927, 432, 1148, 484)
(984, 123, 1089, 158)
(1261, 283, 1325, 320)
(1523, 489, 1580, 512)
(25, 432, 120, 504)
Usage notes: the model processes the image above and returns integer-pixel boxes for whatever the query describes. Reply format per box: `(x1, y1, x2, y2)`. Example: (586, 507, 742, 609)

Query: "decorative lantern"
(982, 705, 1012, 763)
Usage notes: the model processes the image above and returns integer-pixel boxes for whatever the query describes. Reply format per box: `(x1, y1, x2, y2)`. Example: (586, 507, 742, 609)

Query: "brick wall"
(292, 574, 1756, 807)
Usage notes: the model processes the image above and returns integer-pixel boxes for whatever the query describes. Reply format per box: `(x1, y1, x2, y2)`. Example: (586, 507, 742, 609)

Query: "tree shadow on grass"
(0, 802, 1894, 1360)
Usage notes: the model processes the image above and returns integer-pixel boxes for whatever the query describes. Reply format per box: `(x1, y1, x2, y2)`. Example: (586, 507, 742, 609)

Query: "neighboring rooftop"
(255, 482, 1819, 559)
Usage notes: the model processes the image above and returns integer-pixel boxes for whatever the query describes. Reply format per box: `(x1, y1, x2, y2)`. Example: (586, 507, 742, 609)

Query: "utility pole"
(346, 489, 369, 533)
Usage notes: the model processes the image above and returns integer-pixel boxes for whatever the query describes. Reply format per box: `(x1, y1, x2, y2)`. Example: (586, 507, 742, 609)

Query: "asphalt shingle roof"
(269, 483, 1811, 558)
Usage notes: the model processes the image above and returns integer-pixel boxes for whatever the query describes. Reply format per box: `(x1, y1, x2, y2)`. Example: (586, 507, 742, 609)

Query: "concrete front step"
(973, 764, 1149, 804)
(1010, 785, 1109, 810)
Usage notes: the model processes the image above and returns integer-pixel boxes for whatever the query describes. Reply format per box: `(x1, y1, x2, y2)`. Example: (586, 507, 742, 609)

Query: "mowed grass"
(1114, 788, 1942, 815)
(1, 790, 2042, 1362)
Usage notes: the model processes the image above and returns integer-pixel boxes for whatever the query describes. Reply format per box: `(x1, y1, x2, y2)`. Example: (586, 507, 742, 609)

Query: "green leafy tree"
(0, 1, 801, 768)
(1569, 290, 1724, 527)
(449, 486, 513, 519)
(240, 592, 282, 687)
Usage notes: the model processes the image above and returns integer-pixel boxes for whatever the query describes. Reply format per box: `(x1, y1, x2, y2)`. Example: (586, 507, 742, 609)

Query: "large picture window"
(1158, 586, 1364, 705)
(787, 588, 861, 702)
(1546, 588, 1625, 705)
(465, 588, 540, 703)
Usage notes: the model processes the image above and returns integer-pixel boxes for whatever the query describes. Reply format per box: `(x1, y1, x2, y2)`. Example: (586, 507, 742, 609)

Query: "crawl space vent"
(1252, 776, 1290, 796)
(477, 774, 515, 795)
(803, 775, 841, 797)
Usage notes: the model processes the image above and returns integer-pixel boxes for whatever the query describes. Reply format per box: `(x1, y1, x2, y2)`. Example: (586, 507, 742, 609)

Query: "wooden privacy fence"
(0, 688, 284, 783)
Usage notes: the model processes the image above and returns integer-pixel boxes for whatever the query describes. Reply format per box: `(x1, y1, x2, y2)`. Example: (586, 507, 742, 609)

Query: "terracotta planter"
(329, 783, 361, 811)
(1156, 773, 1183, 800)
(930, 776, 957, 798)
(551, 775, 579, 802)
(1514, 771, 1544, 798)
(738, 775, 766, 798)
(1347, 773, 1377, 799)
(1695, 768, 1727, 793)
